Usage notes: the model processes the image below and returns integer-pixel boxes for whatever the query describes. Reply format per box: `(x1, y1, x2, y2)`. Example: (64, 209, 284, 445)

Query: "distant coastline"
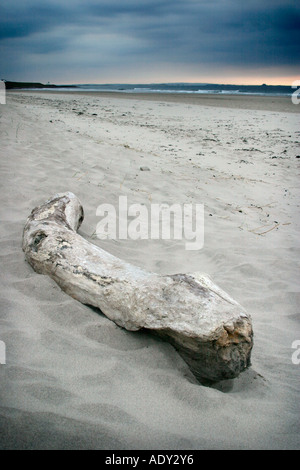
(3, 80, 78, 90)
(3, 80, 293, 97)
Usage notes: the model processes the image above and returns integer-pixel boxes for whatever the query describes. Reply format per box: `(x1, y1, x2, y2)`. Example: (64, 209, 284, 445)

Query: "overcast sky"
(0, 0, 299, 84)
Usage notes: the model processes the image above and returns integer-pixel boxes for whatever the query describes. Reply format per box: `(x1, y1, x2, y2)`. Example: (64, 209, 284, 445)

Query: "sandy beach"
(0, 90, 299, 449)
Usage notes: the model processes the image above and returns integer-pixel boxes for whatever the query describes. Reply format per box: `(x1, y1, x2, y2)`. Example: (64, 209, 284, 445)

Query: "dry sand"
(0, 90, 299, 449)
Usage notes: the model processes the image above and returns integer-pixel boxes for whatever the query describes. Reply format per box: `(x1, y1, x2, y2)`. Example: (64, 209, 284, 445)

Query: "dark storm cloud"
(0, 0, 299, 80)
(126, 1, 300, 66)
(0, 3, 65, 40)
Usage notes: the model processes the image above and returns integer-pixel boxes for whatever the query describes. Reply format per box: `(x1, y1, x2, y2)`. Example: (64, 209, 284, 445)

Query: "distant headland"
(3, 80, 78, 90)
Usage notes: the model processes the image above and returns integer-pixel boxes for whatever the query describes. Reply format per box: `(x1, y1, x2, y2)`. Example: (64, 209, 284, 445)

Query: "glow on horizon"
(62, 67, 299, 87)
(192, 76, 299, 86)
(67, 75, 298, 86)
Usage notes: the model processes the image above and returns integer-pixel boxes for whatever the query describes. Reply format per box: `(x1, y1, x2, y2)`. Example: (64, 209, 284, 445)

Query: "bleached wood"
(22, 192, 253, 382)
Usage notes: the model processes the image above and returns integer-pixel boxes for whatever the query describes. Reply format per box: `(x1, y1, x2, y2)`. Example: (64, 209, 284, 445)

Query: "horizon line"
(3, 79, 295, 88)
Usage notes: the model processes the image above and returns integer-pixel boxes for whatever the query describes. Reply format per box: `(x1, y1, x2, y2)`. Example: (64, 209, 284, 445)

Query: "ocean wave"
(21, 83, 292, 97)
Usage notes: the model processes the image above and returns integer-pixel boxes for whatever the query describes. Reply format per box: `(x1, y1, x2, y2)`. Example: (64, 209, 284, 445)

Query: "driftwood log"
(22, 192, 253, 382)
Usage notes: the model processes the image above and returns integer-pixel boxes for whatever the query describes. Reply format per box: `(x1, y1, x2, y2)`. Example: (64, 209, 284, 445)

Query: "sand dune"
(0, 91, 299, 449)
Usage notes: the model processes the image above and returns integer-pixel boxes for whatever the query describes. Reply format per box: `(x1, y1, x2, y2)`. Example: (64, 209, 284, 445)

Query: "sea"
(55, 82, 293, 97)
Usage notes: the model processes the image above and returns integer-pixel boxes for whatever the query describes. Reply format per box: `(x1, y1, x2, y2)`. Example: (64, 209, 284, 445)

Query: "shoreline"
(8, 89, 298, 113)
